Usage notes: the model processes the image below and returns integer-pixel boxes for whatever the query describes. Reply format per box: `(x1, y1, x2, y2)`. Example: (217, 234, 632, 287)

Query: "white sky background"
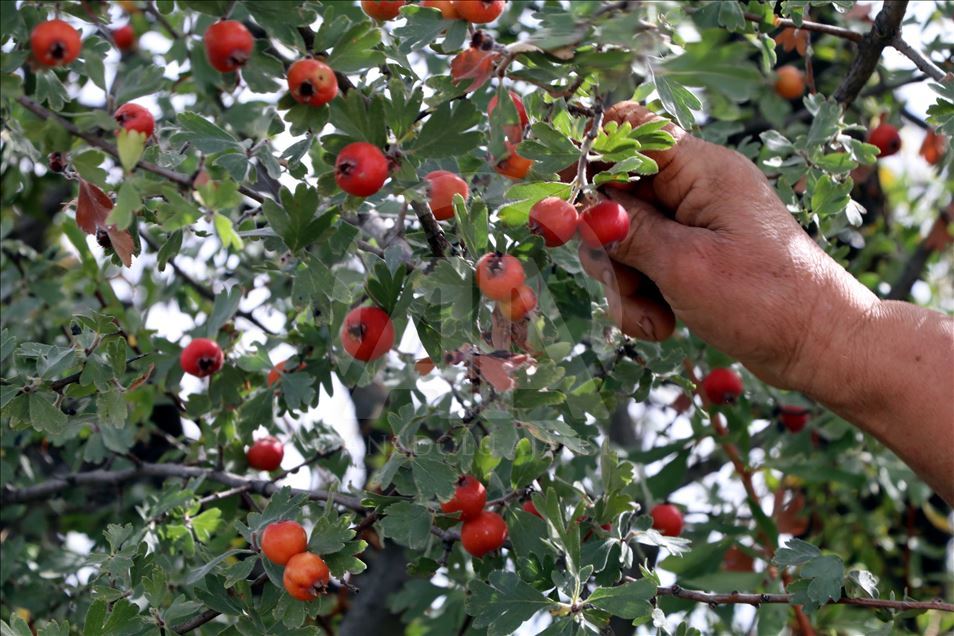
(18, 0, 949, 631)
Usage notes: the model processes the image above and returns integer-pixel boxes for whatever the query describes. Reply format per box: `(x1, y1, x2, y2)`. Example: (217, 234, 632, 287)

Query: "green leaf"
(28, 392, 67, 434)
(498, 182, 572, 226)
(308, 514, 355, 555)
(190, 508, 222, 542)
(97, 389, 127, 428)
(652, 74, 701, 129)
(107, 180, 139, 229)
(115, 65, 165, 103)
(393, 5, 450, 53)
(379, 502, 433, 550)
(406, 99, 482, 159)
(172, 112, 242, 154)
(774, 538, 821, 567)
(205, 287, 242, 336)
(518, 123, 581, 174)
(466, 571, 554, 636)
(183, 549, 253, 585)
(116, 129, 146, 174)
(587, 578, 656, 619)
(327, 22, 385, 73)
(263, 185, 336, 253)
(213, 213, 244, 251)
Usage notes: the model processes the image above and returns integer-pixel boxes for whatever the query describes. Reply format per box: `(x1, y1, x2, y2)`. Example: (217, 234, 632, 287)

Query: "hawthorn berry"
(247, 436, 284, 471)
(421, 0, 460, 19)
(498, 285, 537, 321)
(650, 503, 684, 537)
(869, 123, 901, 157)
(203, 20, 254, 73)
(494, 143, 533, 180)
(112, 24, 136, 52)
(340, 306, 395, 362)
(179, 338, 224, 377)
(48, 152, 67, 173)
(287, 59, 338, 107)
(460, 510, 508, 557)
(114, 103, 155, 137)
(283, 552, 330, 601)
(700, 368, 744, 405)
(475, 253, 525, 300)
(440, 475, 487, 521)
(267, 361, 287, 387)
(488, 90, 529, 142)
(521, 499, 542, 518)
(578, 200, 630, 248)
(529, 196, 579, 247)
(261, 520, 308, 565)
(30, 19, 82, 67)
(425, 170, 469, 220)
(454, 0, 505, 24)
(779, 405, 810, 433)
(335, 142, 389, 197)
(774, 65, 805, 100)
(361, 0, 406, 20)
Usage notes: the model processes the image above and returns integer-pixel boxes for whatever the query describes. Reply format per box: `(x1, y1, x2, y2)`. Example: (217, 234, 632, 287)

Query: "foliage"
(1, 1, 952, 635)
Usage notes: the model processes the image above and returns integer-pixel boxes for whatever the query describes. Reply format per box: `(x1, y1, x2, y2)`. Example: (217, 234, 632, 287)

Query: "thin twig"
(743, 12, 863, 43)
(891, 36, 949, 82)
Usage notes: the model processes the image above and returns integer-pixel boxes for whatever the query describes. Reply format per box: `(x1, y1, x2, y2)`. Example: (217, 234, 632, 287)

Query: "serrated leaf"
(379, 502, 432, 550)
(466, 571, 553, 636)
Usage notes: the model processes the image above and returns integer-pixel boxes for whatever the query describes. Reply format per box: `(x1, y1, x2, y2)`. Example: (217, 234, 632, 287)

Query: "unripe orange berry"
(774, 65, 805, 100)
(283, 552, 330, 601)
(260, 520, 308, 565)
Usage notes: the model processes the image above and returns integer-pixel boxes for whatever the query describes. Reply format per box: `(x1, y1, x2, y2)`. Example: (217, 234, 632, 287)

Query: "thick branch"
(1, 462, 364, 510)
(833, 2, 909, 106)
(887, 209, 952, 300)
(650, 583, 954, 613)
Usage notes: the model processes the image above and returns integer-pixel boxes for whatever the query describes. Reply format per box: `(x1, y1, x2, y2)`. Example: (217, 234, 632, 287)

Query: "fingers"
(598, 188, 689, 287)
(579, 245, 644, 297)
(605, 287, 676, 342)
(603, 101, 740, 218)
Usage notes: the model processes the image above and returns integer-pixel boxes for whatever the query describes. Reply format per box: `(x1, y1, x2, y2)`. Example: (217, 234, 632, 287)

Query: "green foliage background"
(1, 1, 952, 635)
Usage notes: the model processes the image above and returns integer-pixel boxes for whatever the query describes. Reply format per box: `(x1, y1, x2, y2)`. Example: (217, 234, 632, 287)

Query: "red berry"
(440, 475, 487, 521)
(361, 0, 406, 20)
(112, 24, 136, 52)
(494, 143, 533, 180)
(779, 405, 810, 433)
(529, 197, 579, 247)
(335, 142, 389, 197)
(247, 436, 284, 471)
(869, 123, 901, 157)
(179, 338, 224, 377)
(261, 520, 308, 565)
(203, 20, 254, 73)
(267, 360, 287, 387)
(521, 499, 542, 518)
(498, 285, 536, 321)
(421, 0, 460, 19)
(31, 19, 82, 67)
(578, 200, 630, 248)
(461, 510, 508, 557)
(287, 59, 338, 107)
(340, 306, 395, 362)
(475, 253, 525, 300)
(488, 90, 529, 142)
(283, 552, 330, 601)
(700, 368, 744, 405)
(425, 170, 469, 221)
(453, 0, 505, 24)
(650, 503, 684, 537)
(114, 103, 155, 137)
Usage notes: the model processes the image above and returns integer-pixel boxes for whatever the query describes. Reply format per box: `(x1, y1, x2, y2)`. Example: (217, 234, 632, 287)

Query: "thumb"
(599, 188, 693, 289)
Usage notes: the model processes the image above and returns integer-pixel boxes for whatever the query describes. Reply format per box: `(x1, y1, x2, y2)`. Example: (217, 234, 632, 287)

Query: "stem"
(569, 98, 604, 202)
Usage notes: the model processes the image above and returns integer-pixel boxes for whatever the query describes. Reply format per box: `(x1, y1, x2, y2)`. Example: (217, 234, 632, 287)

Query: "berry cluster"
(260, 521, 330, 601)
(440, 476, 508, 557)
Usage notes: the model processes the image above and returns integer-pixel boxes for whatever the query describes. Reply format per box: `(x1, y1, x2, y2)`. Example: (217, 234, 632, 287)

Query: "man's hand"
(584, 102, 954, 503)
(580, 101, 877, 391)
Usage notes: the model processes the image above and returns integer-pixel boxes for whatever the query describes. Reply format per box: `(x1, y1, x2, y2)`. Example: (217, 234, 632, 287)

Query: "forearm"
(802, 292, 954, 503)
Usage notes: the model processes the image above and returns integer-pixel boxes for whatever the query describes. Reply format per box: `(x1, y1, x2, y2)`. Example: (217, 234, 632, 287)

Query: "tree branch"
(743, 12, 863, 43)
(887, 209, 953, 300)
(891, 36, 949, 82)
(833, 1, 909, 106)
(15, 96, 266, 204)
(409, 200, 451, 257)
(139, 233, 277, 335)
(649, 583, 954, 613)
(1, 461, 364, 511)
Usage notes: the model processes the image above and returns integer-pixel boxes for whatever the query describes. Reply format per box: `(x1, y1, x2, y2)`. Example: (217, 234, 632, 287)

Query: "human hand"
(580, 101, 878, 391)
